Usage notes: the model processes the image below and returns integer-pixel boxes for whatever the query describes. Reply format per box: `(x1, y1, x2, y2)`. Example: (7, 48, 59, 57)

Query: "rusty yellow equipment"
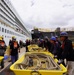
(10, 52, 67, 75)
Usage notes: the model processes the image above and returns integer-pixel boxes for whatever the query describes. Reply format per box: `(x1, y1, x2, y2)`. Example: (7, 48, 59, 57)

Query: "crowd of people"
(25, 32, 74, 75)
(0, 36, 24, 68)
(0, 32, 74, 75)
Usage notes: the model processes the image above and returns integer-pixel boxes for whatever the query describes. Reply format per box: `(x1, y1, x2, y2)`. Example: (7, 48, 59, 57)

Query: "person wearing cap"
(0, 36, 6, 68)
(44, 37, 52, 51)
(55, 35, 61, 46)
(25, 39, 30, 52)
(10, 36, 20, 64)
(60, 32, 74, 75)
(50, 36, 60, 57)
(0, 36, 6, 54)
(19, 40, 23, 48)
(37, 39, 44, 48)
(9, 36, 16, 46)
(9, 39, 12, 46)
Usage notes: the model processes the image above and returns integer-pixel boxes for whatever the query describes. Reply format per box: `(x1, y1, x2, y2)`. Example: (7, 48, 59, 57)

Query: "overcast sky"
(10, 0, 74, 30)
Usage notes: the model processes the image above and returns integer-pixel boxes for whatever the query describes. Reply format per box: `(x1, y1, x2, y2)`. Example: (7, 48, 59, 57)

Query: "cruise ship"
(0, 0, 31, 45)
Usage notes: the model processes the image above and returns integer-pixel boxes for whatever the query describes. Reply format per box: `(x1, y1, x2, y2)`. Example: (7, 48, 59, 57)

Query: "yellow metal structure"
(5, 46, 10, 56)
(0, 56, 4, 63)
(10, 52, 67, 75)
(28, 44, 39, 49)
(0, 37, 2, 41)
(28, 45, 47, 52)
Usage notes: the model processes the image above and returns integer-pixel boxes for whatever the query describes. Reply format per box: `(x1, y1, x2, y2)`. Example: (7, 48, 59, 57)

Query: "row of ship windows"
(1, 12, 21, 30)
(1, 35, 12, 38)
(0, 27, 14, 34)
(1, 0, 28, 37)
(0, 27, 21, 37)
(0, 14, 15, 27)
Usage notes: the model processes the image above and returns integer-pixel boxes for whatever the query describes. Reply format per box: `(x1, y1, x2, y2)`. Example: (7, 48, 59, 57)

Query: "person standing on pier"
(60, 32, 74, 75)
(10, 36, 20, 64)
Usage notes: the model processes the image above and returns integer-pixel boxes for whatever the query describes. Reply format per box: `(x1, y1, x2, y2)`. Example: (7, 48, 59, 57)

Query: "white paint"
(0, 23, 27, 46)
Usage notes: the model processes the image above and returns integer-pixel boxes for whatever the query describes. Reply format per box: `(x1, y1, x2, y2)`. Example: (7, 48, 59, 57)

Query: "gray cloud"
(10, 0, 74, 30)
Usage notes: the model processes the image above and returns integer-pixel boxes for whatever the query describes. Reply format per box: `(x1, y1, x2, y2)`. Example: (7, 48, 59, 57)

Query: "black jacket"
(61, 39, 74, 61)
(10, 41, 19, 56)
(50, 43, 60, 57)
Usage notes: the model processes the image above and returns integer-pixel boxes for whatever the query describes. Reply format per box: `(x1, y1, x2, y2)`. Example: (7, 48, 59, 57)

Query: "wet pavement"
(0, 47, 26, 75)
(0, 64, 15, 75)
